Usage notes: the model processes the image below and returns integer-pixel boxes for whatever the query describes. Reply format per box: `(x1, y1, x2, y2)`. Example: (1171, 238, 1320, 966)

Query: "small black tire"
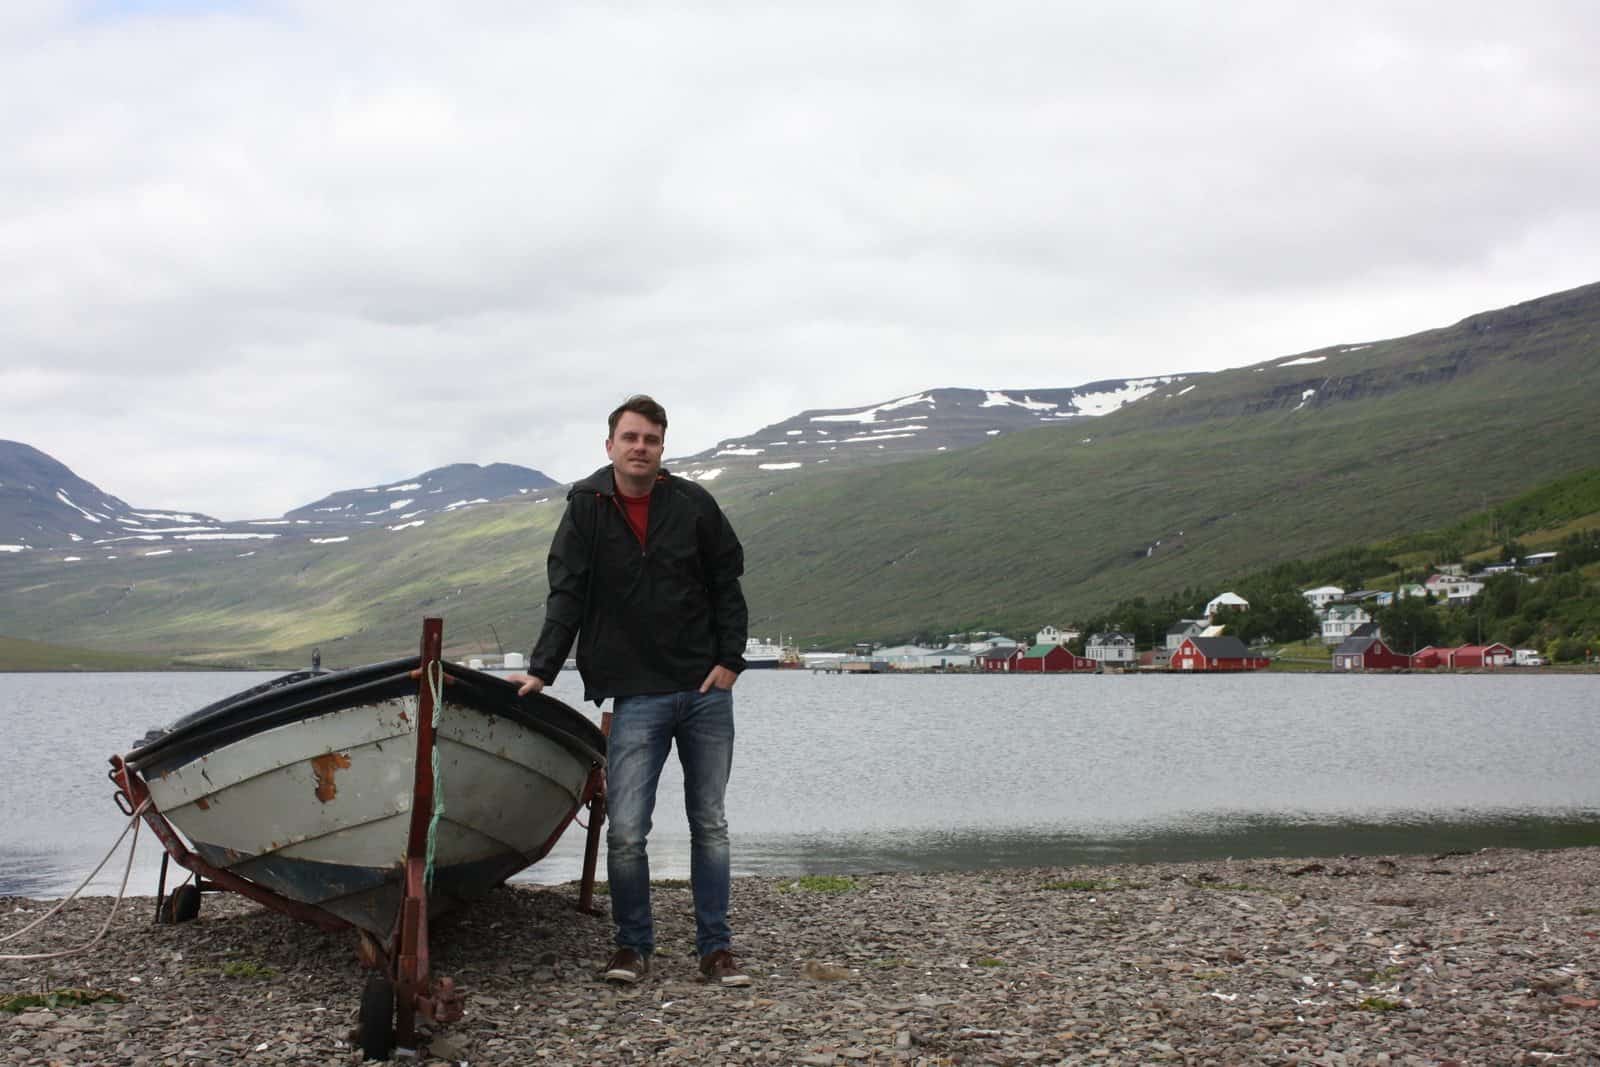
(165, 883, 201, 924)
(359, 975, 396, 1061)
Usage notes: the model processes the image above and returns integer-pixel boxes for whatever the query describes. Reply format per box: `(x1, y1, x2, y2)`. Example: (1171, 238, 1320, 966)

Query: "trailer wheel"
(163, 883, 201, 923)
(359, 975, 396, 1061)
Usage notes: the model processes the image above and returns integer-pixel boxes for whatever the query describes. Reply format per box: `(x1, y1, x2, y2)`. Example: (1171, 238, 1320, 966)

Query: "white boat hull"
(129, 662, 604, 935)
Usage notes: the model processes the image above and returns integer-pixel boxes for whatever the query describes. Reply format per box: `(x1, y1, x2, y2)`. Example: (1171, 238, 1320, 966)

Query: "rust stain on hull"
(310, 752, 352, 803)
(195, 797, 211, 810)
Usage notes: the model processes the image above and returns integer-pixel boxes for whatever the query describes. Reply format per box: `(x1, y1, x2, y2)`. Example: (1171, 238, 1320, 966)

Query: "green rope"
(423, 659, 446, 889)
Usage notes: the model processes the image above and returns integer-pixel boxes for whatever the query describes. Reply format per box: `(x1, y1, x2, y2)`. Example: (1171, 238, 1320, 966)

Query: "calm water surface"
(2, 670, 1597, 898)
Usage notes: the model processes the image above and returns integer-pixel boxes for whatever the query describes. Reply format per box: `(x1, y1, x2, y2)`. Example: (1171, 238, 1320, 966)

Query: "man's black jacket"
(527, 465, 749, 702)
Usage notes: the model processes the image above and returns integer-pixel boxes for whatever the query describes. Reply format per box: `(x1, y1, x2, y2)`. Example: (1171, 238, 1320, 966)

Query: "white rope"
(423, 658, 446, 889)
(0, 797, 149, 961)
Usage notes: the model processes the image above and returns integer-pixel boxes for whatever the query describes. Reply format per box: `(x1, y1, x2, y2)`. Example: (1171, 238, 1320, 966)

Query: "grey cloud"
(3, 2, 1599, 517)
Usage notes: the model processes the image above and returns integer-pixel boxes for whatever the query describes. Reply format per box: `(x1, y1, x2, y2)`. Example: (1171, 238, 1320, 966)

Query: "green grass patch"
(1358, 996, 1404, 1013)
(777, 875, 857, 894)
(1574, 906, 1600, 916)
(974, 957, 1005, 968)
(0, 988, 126, 1012)
(220, 960, 277, 979)
(1041, 878, 1145, 892)
(0, 634, 180, 672)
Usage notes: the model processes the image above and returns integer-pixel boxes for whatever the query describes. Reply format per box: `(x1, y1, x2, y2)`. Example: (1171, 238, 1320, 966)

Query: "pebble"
(4, 847, 1600, 1063)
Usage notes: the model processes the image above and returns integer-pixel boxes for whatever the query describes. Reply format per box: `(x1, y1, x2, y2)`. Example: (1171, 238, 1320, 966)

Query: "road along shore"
(4, 846, 1598, 1065)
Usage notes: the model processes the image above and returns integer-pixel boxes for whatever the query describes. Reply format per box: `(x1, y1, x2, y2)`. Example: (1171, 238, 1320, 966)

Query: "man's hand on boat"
(508, 672, 544, 697)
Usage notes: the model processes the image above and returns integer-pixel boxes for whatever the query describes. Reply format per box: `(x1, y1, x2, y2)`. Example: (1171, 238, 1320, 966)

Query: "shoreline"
(5, 846, 1598, 1064)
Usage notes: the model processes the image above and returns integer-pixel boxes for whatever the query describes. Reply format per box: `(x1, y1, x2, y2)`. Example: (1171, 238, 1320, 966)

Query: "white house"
(1321, 604, 1373, 645)
(1425, 573, 1484, 603)
(1165, 619, 1206, 650)
(1204, 592, 1249, 619)
(1085, 631, 1136, 665)
(1302, 585, 1345, 611)
(1035, 624, 1080, 647)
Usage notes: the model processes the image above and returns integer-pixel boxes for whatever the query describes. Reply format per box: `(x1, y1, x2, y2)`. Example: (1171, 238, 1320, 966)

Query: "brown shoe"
(699, 948, 752, 987)
(602, 947, 649, 984)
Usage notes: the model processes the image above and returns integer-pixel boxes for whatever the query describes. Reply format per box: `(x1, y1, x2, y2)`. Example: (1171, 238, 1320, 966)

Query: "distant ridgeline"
(282, 463, 558, 525)
(0, 280, 1597, 665)
(0, 446, 557, 553)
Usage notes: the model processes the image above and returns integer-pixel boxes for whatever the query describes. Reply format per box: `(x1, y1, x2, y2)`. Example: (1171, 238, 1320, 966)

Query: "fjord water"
(2, 670, 1598, 898)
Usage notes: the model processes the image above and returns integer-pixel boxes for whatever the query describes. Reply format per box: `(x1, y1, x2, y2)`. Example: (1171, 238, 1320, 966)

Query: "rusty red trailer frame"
(107, 617, 608, 1057)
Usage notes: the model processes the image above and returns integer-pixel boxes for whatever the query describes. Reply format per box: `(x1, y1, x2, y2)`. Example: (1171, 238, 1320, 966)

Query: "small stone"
(427, 1033, 470, 1060)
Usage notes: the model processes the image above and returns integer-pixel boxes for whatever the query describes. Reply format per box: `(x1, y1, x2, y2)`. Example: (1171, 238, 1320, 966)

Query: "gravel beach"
(4, 847, 1598, 1065)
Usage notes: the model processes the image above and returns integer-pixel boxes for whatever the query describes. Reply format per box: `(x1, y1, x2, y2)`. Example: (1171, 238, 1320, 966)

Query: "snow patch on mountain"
(174, 532, 280, 541)
(1064, 377, 1178, 417)
(981, 391, 1057, 411)
(56, 491, 104, 523)
(132, 511, 205, 523)
(811, 393, 934, 424)
(844, 432, 919, 443)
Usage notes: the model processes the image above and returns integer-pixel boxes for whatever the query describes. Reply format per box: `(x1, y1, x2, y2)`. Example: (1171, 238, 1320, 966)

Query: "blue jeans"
(606, 685, 735, 958)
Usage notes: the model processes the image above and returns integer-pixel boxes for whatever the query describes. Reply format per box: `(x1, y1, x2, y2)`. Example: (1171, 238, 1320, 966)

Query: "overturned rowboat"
(108, 618, 607, 1059)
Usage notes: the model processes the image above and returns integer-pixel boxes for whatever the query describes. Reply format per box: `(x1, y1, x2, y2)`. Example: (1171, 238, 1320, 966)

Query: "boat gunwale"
(124, 659, 604, 779)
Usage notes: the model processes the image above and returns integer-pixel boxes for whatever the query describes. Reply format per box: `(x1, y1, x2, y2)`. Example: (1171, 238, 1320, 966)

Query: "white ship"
(744, 636, 784, 669)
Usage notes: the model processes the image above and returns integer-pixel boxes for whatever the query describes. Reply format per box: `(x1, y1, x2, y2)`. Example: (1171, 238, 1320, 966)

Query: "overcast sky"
(4, 1, 1599, 519)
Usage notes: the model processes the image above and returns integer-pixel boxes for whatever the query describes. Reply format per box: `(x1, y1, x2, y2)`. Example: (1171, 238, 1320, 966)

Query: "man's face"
(605, 411, 666, 482)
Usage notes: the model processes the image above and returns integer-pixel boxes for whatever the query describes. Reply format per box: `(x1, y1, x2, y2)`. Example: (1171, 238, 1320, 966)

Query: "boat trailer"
(107, 617, 611, 1060)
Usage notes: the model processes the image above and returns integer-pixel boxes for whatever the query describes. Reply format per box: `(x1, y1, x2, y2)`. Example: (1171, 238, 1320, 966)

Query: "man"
(507, 394, 752, 987)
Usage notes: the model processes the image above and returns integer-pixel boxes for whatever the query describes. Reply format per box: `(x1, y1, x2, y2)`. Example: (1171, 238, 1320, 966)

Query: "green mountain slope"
(1, 281, 1596, 664)
(731, 282, 1600, 640)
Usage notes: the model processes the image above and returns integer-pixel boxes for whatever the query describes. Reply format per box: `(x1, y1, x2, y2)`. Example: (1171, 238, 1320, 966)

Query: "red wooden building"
(980, 647, 1023, 672)
(1013, 644, 1097, 673)
(1170, 636, 1271, 672)
(1410, 645, 1448, 669)
(1410, 643, 1514, 669)
(1449, 642, 1514, 668)
(1332, 636, 1412, 671)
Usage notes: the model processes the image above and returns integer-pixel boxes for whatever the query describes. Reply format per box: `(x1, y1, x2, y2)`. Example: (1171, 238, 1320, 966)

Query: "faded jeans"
(606, 685, 735, 958)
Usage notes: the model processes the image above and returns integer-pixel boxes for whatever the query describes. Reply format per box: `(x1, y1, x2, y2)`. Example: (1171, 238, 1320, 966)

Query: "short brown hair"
(608, 394, 668, 437)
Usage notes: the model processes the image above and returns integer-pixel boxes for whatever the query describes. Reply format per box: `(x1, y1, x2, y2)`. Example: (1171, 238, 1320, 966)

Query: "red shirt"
(618, 490, 650, 546)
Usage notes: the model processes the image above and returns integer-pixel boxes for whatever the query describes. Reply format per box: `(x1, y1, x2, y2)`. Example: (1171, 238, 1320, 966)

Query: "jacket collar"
(571, 464, 672, 499)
